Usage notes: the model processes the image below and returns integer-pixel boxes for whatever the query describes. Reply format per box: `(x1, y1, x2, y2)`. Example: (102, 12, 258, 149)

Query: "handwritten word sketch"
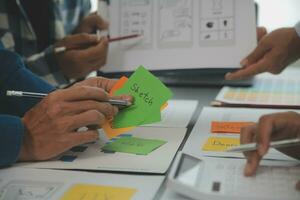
(120, 0, 153, 47)
(0, 180, 62, 200)
(200, 0, 235, 46)
(158, 0, 193, 48)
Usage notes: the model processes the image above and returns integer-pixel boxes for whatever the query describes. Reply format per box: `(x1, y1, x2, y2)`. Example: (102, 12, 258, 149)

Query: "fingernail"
(240, 59, 248, 67)
(90, 34, 98, 41)
(296, 181, 300, 191)
(100, 36, 108, 43)
(225, 72, 232, 80)
(123, 96, 132, 101)
(120, 95, 132, 102)
(244, 164, 252, 176)
(258, 144, 267, 156)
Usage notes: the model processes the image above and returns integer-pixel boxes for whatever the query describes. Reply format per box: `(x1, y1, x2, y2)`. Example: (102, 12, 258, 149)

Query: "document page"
(103, 0, 256, 72)
(18, 127, 187, 174)
(183, 107, 299, 161)
(142, 100, 198, 128)
(0, 167, 163, 200)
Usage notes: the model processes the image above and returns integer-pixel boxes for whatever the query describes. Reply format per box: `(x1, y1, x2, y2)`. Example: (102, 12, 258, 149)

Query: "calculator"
(167, 152, 300, 200)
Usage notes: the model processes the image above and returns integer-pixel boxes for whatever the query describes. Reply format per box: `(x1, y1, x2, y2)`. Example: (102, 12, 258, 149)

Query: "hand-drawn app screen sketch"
(0, 180, 62, 200)
(158, 0, 193, 48)
(200, 0, 235, 46)
(119, 0, 153, 48)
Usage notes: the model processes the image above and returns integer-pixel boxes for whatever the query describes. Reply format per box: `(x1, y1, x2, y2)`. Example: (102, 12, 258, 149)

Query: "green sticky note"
(102, 137, 167, 155)
(140, 108, 161, 125)
(113, 66, 172, 128)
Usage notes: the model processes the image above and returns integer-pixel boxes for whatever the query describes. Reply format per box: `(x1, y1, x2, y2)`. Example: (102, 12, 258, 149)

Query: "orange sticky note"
(161, 102, 168, 110)
(109, 76, 128, 96)
(103, 76, 133, 138)
(102, 121, 134, 139)
(211, 121, 255, 134)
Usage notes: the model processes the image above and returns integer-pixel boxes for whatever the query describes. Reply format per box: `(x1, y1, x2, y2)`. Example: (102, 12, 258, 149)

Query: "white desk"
(155, 86, 221, 200)
(156, 68, 300, 200)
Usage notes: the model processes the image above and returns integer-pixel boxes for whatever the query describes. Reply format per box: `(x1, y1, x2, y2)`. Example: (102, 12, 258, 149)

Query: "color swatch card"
(113, 66, 173, 128)
(60, 184, 136, 200)
(215, 76, 300, 108)
(102, 137, 167, 155)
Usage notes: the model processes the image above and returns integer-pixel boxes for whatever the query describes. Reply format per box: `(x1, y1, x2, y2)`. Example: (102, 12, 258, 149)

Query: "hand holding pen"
(27, 33, 142, 80)
(7, 76, 133, 108)
(17, 77, 133, 162)
(237, 112, 300, 182)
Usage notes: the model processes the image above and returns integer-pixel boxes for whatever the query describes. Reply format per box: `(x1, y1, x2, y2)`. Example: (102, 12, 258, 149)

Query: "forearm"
(0, 30, 69, 87)
(24, 45, 69, 87)
(0, 115, 24, 167)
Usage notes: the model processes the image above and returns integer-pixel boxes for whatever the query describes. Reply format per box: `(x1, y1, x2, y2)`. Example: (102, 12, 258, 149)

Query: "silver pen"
(227, 138, 300, 152)
(6, 90, 132, 107)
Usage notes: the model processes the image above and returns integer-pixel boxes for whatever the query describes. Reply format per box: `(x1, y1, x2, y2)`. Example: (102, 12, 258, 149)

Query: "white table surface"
(155, 86, 221, 200)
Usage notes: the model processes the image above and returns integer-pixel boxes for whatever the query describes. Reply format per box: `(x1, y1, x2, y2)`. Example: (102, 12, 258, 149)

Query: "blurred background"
(255, 0, 300, 31)
(91, 0, 300, 31)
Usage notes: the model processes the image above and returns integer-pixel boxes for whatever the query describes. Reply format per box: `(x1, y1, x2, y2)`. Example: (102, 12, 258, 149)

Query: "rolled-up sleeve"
(0, 50, 54, 117)
(0, 50, 54, 167)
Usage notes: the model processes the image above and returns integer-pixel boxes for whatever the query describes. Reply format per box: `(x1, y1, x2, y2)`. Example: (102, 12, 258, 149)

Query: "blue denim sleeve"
(0, 50, 55, 167)
(0, 115, 24, 167)
(0, 49, 55, 117)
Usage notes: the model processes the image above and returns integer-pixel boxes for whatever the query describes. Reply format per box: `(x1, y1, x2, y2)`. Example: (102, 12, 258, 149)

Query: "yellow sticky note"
(60, 184, 137, 200)
(202, 137, 240, 152)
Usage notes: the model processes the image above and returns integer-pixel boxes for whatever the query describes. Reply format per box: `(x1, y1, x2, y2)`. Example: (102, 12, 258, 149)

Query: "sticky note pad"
(113, 66, 172, 128)
(211, 121, 255, 134)
(102, 137, 167, 155)
(60, 184, 136, 200)
(202, 137, 240, 152)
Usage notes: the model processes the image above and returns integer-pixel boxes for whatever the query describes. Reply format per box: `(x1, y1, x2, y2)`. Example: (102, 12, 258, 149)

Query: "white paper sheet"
(103, 0, 256, 72)
(18, 127, 186, 174)
(142, 100, 198, 128)
(0, 167, 164, 200)
(183, 107, 299, 161)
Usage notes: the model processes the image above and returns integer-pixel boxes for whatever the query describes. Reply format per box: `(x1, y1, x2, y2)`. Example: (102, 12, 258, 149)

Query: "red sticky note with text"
(211, 121, 255, 134)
